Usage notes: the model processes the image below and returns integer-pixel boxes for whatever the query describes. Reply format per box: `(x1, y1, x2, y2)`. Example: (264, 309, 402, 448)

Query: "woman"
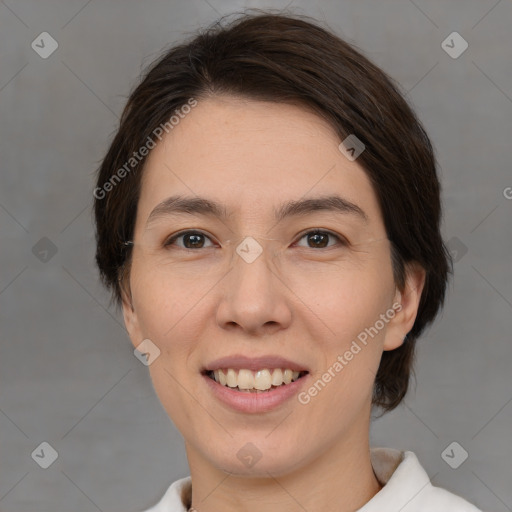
(94, 11, 481, 512)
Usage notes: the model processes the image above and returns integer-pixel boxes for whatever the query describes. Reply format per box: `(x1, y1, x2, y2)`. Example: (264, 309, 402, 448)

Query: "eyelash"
(163, 229, 348, 250)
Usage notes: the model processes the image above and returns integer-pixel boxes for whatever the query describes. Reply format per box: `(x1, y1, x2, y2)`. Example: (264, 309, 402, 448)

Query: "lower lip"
(202, 373, 309, 413)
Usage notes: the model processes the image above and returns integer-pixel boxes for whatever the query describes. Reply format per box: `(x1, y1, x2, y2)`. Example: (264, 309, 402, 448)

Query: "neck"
(185, 414, 382, 512)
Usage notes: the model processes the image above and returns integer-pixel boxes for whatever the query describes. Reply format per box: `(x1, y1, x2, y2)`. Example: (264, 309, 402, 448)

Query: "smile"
(206, 368, 308, 393)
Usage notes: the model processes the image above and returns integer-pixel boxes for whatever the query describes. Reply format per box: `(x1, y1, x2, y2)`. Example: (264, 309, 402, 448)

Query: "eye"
(295, 230, 346, 249)
(164, 230, 216, 249)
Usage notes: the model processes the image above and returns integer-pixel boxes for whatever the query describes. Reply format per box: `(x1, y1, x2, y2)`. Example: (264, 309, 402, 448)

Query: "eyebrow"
(145, 196, 228, 227)
(275, 196, 368, 223)
(145, 194, 368, 227)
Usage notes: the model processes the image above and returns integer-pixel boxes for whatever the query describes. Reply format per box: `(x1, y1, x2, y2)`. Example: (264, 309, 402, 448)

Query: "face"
(122, 96, 424, 477)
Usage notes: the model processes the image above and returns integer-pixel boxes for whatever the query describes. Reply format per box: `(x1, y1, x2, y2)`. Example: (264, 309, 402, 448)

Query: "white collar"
(143, 447, 480, 511)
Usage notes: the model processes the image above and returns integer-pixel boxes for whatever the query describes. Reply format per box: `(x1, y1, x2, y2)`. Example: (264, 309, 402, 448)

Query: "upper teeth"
(212, 368, 302, 390)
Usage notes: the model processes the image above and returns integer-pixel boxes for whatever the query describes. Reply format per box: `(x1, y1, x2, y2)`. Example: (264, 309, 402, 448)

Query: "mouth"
(202, 368, 309, 393)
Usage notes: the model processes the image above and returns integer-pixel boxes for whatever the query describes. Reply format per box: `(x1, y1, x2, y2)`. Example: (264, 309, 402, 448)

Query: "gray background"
(0, 0, 511, 511)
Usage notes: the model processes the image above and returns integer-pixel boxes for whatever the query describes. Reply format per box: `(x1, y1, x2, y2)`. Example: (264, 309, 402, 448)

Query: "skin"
(122, 96, 425, 512)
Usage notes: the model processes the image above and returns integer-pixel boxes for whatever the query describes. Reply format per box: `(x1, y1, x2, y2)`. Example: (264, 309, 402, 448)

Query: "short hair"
(94, 11, 452, 412)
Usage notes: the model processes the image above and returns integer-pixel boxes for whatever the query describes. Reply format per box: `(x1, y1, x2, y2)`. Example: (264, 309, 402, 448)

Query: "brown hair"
(94, 11, 452, 412)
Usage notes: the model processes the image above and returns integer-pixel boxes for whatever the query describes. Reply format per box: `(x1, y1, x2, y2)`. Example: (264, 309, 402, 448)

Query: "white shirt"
(141, 447, 482, 511)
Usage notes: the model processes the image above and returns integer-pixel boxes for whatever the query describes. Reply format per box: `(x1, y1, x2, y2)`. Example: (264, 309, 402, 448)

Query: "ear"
(120, 278, 144, 350)
(383, 261, 426, 351)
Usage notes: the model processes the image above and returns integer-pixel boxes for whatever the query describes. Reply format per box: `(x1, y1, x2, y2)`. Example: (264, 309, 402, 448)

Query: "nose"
(215, 247, 292, 336)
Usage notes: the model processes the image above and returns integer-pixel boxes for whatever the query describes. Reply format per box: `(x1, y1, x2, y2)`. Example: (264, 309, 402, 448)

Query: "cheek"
(282, 257, 395, 345)
(298, 294, 389, 432)
(129, 261, 216, 342)
(130, 269, 212, 428)
(289, 257, 395, 409)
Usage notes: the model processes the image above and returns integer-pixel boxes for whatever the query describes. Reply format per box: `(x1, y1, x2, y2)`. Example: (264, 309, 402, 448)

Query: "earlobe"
(122, 298, 144, 349)
(383, 262, 426, 351)
(120, 280, 143, 349)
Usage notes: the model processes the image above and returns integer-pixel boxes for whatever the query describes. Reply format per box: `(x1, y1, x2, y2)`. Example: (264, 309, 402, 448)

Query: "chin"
(204, 437, 309, 478)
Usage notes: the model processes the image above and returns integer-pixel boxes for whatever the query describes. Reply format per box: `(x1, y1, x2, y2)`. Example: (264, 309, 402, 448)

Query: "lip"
(203, 354, 310, 373)
(202, 372, 310, 413)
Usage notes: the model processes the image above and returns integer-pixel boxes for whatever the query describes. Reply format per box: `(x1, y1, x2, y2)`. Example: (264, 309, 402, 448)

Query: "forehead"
(136, 96, 384, 231)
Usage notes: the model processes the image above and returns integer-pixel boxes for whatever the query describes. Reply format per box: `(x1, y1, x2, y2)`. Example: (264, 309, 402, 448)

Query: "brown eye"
(164, 231, 214, 249)
(295, 230, 344, 249)
(307, 232, 329, 248)
(183, 233, 205, 248)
